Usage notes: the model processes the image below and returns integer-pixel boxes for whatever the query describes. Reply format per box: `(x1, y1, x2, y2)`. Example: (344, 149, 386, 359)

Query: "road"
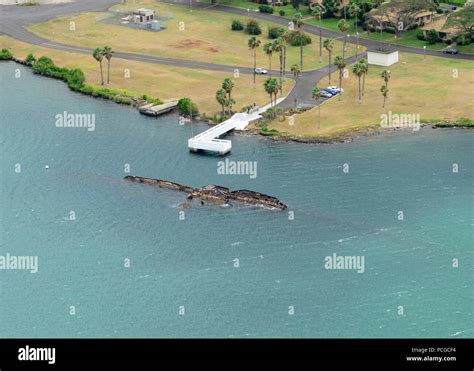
(1, 0, 471, 110)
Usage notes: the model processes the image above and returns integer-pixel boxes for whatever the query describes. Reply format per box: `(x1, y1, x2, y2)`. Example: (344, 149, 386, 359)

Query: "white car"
(255, 68, 268, 75)
(327, 86, 344, 94)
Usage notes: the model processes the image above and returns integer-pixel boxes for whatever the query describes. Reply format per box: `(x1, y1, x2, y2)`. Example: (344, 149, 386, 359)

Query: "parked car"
(319, 89, 334, 98)
(326, 86, 344, 94)
(255, 68, 268, 74)
(327, 86, 344, 93)
(443, 47, 458, 55)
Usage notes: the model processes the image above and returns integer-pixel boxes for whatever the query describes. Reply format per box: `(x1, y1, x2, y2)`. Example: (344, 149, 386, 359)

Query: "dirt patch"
(169, 39, 218, 53)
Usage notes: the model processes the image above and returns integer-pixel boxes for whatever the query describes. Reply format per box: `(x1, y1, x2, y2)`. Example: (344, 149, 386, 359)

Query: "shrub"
(384, 27, 397, 34)
(416, 30, 426, 41)
(288, 31, 312, 46)
(282, 0, 289, 5)
(25, 53, 36, 64)
(66, 68, 86, 89)
(454, 34, 471, 45)
(268, 26, 285, 39)
(426, 29, 439, 44)
(279, 9, 285, 16)
(245, 19, 262, 35)
(259, 4, 274, 13)
(231, 19, 244, 31)
(435, 7, 444, 14)
(0, 48, 13, 60)
(178, 97, 199, 118)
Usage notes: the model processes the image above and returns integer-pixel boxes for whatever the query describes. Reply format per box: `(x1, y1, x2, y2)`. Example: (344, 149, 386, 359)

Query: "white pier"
(188, 98, 285, 155)
(188, 112, 262, 155)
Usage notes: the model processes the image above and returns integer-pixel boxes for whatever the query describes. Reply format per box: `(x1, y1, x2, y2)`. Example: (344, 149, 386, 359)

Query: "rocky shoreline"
(124, 176, 287, 210)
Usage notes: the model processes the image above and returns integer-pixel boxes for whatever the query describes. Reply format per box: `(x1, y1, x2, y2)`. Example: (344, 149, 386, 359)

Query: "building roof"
(368, 46, 398, 54)
(419, 15, 459, 34)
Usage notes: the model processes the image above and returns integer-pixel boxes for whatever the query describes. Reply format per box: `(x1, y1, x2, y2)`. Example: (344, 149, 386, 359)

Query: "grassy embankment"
(27, 1, 357, 70)
(0, 36, 294, 115)
(263, 52, 474, 140)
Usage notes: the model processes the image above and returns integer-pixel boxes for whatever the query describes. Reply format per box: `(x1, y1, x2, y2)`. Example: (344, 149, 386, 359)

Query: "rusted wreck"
(123, 176, 287, 210)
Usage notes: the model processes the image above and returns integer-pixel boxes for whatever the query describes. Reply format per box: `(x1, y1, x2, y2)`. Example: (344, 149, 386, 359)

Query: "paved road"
(1, 0, 471, 110)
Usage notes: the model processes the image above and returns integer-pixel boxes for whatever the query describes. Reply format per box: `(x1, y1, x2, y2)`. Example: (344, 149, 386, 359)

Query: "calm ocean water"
(1, 62, 472, 338)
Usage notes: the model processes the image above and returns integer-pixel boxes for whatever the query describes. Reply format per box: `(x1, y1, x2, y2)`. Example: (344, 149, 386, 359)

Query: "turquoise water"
(1, 63, 472, 338)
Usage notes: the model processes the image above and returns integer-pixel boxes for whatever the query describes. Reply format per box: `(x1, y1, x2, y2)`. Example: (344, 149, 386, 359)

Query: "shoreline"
(3, 57, 472, 144)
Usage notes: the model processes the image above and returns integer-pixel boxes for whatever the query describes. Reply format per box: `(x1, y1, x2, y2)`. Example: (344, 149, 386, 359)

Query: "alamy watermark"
(55, 111, 96, 132)
(324, 253, 365, 273)
(0, 253, 38, 273)
(217, 159, 257, 179)
(380, 111, 420, 131)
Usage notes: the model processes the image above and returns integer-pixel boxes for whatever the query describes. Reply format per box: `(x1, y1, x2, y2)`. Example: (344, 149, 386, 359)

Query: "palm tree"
(380, 70, 391, 107)
(102, 46, 114, 84)
(348, 4, 361, 58)
(381, 69, 391, 88)
(361, 59, 369, 96)
(248, 36, 261, 89)
(312, 6, 325, 63)
(312, 86, 322, 129)
(334, 55, 346, 101)
(290, 63, 301, 79)
(337, 19, 349, 60)
(92, 47, 104, 85)
(263, 42, 273, 77)
(272, 38, 284, 96)
(264, 78, 279, 116)
(352, 61, 364, 102)
(323, 38, 334, 84)
(292, 12, 304, 71)
(279, 29, 290, 78)
(380, 85, 389, 108)
(222, 78, 235, 115)
(216, 89, 227, 116)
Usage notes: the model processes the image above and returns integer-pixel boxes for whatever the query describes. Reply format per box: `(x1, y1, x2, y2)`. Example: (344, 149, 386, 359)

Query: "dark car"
(443, 47, 458, 55)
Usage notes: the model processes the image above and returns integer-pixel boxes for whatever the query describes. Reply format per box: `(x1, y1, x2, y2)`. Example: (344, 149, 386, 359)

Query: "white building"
(131, 8, 155, 23)
(367, 47, 399, 67)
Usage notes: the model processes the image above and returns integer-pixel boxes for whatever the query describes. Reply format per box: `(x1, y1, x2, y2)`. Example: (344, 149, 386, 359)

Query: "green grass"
(211, 0, 474, 54)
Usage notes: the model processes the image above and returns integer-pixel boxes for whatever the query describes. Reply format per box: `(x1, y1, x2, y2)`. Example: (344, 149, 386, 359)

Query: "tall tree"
(222, 78, 235, 115)
(312, 86, 322, 129)
(312, 6, 325, 63)
(248, 36, 261, 89)
(272, 38, 284, 96)
(92, 47, 104, 85)
(334, 55, 346, 101)
(292, 12, 305, 71)
(264, 78, 279, 115)
(352, 61, 364, 102)
(445, 4, 474, 38)
(360, 58, 369, 96)
(348, 3, 361, 56)
(279, 29, 290, 78)
(215, 89, 227, 116)
(337, 19, 350, 60)
(263, 42, 274, 77)
(102, 46, 114, 84)
(323, 38, 334, 84)
(380, 85, 389, 108)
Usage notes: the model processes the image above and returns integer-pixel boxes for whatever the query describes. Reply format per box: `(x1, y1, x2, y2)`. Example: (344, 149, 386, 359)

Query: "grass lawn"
(266, 52, 474, 138)
(208, 0, 474, 54)
(0, 36, 294, 116)
(27, 0, 353, 71)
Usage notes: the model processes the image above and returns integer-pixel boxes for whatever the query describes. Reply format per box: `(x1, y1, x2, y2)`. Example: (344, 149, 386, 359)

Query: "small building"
(367, 47, 399, 67)
(131, 8, 155, 23)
